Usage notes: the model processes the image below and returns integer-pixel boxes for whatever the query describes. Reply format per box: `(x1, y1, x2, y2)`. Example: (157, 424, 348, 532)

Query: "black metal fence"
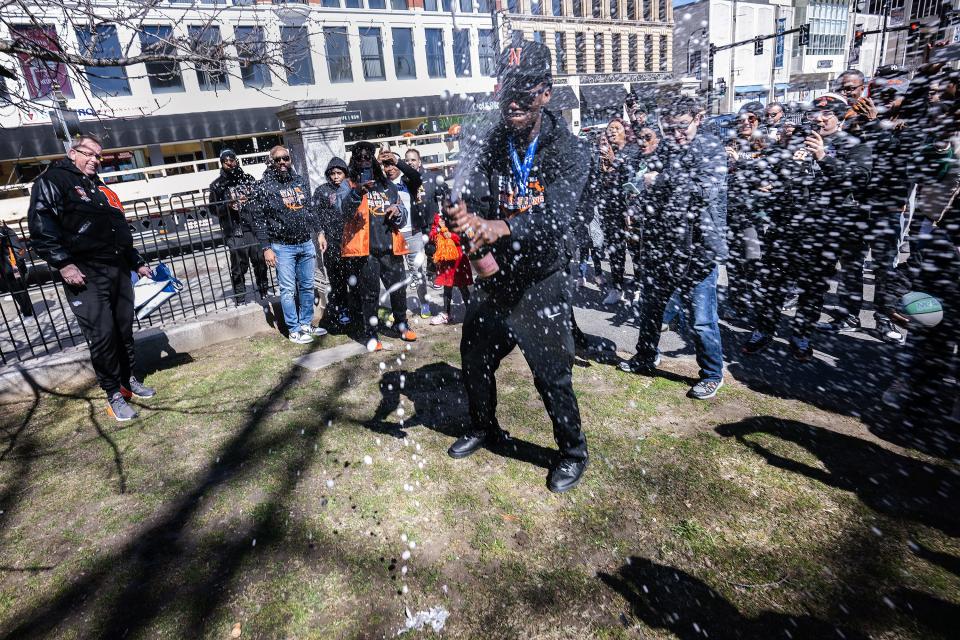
(0, 194, 282, 365)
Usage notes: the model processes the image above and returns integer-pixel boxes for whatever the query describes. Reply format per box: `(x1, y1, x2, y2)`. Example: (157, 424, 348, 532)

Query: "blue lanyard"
(508, 136, 539, 197)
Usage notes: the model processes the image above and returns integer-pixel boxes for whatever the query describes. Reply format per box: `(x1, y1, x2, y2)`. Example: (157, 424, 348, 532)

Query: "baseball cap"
(810, 93, 849, 118)
(737, 101, 765, 120)
(869, 66, 911, 99)
(219, 148, 238, 162)
(497, 40, 552, 94)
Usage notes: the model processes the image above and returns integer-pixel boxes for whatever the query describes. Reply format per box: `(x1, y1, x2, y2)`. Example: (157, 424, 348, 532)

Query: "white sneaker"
(288, 331, 313, 344)
(430, 312, 449, 325)
(301, 324, 328, 337)
(602, 289, 622, 305)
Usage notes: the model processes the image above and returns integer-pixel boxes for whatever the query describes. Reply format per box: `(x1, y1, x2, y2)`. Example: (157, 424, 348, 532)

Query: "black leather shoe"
(547, 458, 588, 493)
(447, 430, 509, 459)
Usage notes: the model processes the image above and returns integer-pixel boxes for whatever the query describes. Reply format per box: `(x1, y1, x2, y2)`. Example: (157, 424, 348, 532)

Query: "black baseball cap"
(219, 148, 237, 162)
(497, 40, 552, 94)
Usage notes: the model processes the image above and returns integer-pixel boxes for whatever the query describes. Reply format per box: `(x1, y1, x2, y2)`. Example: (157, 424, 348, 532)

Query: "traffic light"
(798, 24, 810, 47)
(754, 36, 764, 55)
(854, 29, 865, 47)
(908, 21, 921, 36)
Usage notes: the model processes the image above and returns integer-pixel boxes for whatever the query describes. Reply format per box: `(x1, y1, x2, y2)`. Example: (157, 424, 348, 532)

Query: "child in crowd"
(428, 213, 472, 325)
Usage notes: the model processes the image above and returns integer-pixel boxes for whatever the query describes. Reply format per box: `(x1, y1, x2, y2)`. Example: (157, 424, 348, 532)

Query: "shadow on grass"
(714, 416, 960, 538)
(598, 556, 869, 640)
(0, 341, 361, 639)
(365, 362, 556, 469)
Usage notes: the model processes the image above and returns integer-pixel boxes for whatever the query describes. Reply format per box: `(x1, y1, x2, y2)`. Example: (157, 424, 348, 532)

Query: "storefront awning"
(548, 85, 579, 111)
(579, 83, 628, 114)
(735, 85, 767, 95)
(775, 83, 789, 91)
(787, 72, 832, 92)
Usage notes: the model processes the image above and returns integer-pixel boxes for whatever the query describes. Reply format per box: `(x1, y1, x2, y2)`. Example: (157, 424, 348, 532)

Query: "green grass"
(0, 327, 957, 639)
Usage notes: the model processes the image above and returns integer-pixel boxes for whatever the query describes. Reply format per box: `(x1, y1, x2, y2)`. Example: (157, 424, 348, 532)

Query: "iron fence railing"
(0, 195, 283, 365)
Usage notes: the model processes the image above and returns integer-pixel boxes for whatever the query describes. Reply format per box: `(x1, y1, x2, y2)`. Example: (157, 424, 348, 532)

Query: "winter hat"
(219, 148, 238, 163)
(811, 93, 849, 119)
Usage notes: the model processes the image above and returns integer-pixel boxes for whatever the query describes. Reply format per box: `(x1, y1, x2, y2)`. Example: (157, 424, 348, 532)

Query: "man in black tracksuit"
(313, 156, 353, 325)
(28, 134, 155, 421)
(445, 41, 591, 493)
(208, 149, 268, 303)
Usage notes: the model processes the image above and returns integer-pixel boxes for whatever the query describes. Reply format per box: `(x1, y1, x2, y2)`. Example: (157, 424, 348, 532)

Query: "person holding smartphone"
(341, 141, 417, 351)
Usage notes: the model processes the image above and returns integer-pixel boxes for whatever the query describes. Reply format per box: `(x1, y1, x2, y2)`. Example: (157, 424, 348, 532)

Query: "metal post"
(707, 45, 715, 114)
(768, 4, 781, 104)
(728, 0, 738, 112)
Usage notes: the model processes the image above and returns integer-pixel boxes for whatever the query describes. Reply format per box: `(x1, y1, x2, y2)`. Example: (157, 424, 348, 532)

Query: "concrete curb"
(0, 302, 278, 403)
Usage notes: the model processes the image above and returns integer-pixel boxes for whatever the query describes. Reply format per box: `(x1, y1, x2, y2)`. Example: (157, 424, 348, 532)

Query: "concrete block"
(293, 341, 369, 371)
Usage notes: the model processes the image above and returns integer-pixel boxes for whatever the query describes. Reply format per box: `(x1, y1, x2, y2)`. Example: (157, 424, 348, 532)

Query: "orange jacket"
(341, 181, 409, 257)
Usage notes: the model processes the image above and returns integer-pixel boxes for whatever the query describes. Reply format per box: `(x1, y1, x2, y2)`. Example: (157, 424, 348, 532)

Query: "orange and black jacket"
(341, 178, 409, 257)
(27, 159, 143, 269)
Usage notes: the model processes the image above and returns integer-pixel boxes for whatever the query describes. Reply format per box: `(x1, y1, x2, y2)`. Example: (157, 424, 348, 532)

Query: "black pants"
(725, 221, 763, 316)
(601, 210, 627, 288)
(358, 252, 407, 336)
(460, 269, 588, 461)
(753, 231, 834, 340)
(835, 213, 902, 320)
(64, 262, 137, 396)
(227, 235, 268, 298)
(325, 250, 355, 316)
(1, 259, 32, 316)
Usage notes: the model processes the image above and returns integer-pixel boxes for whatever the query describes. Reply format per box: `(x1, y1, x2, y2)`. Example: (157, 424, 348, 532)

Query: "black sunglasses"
(272, 155, 291, 163)
(499, 84, 549, 110)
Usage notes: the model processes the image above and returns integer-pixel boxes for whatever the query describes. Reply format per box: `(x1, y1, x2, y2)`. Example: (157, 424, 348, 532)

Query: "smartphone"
(622, 181, 642, 196)
(360, 167, 373, 184)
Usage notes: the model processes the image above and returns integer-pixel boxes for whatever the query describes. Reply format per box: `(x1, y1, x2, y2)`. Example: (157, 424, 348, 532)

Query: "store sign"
(11, 26, 73, 100)
(775, 18, 785, 69)
(341, 110, 362, 124)
(579, 72, 673, 84)
(817, 59, 833, 69)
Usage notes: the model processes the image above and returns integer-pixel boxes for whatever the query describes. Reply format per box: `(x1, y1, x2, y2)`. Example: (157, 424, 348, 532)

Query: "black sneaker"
(547, 457, 588, 493)
(790, 336, 814, 362)
(687, 378, 723, 400)
(741, 331, 774, 355)
(121, 376, 156, 399)
(617, 353, 661, 375)
(107, 392, 138, 421)
(875, 316, 904, 344)
(447, 430, 510, 459)
(816, 314, 860, 333)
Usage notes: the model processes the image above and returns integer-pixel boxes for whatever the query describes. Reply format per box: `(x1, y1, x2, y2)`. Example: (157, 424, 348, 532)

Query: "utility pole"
(727, 0, 738, 112)
(767, 4, 781, 104)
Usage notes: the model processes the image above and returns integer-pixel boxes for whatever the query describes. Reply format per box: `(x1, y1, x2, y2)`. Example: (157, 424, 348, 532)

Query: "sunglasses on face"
(840, 84, 863, 93)
(807, 110, 837, 121)
(73, 147, 103, 161)
(272, 155, 291, 163)
(499, 84, 549, 110)
(640, 134, 656, 142)
(739, 115, 759, 124)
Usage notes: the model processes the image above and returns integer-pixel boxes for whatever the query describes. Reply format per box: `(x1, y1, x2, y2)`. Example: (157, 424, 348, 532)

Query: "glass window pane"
(392, 28, 416, 79)
(345, 0, 362, 6)
(554, 31, 566, 73)
(454, 29, 471, 77)
(321, 0, 340, 6)
(75, 25, 132, 97)
(188, 25, 229, 91)
(281, 26, 314, 86)
(391, 0, 409, 8)
(424, 0, 438, 9)
(324, 27, 353, 83)
(460, 0, 473, 12)
(426, 28, 446, 78)
(141, 26, 184, 93)
(369, 0, 386, 8)
(360, 27, 385, 80)
(234, 26, 272, 88)
(479, 29, 496, 76)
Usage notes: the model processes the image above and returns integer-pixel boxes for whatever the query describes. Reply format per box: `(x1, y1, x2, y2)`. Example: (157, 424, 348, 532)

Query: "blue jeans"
(272, 241, 316, 332)
(636, 264, 724, 382)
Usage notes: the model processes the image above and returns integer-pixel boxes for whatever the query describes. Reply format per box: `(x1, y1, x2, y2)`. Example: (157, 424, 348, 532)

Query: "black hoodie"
(28, 158, 144, 269)
(248, 165, 323, 248)
(313, 157, 351, 247)
(209, 165, 257, 239)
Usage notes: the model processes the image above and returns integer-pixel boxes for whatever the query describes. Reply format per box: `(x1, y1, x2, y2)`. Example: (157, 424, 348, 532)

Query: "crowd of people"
(23, 39, 958, 492)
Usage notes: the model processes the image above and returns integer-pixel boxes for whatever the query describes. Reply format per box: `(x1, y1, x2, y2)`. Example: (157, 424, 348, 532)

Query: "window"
(10, 25, 74, 99)
(808, 1, 848, 56)
(392, 27, 416, 79)
(644, 35, 653, 71)
(140, 26, 184, 93)
(689, 50, 701, 79)
(369, 0, 386, 8)
(534, 31, 546, 44)
(234, 26, 271, 88)
(611, 34, 621, 72)
(573, 0, 582, 18)
(454, 29, 471, 77)
(345, 0, 362, 6)
(321, 0, 339, 6)
(610, 0, 619, 19)
(552, 0, 564, 15)
(508, 0, 519, 12)
(426, 28, 446, 78)
(659, 35, 668, 71)
(442, 0, 452, 9)
(593, 0, 601, 18)
(424, 0, 437, 8)
(281, 26, 314, 86)
(643, 0, 651, 20)
(391, 0, 409, 8)
(460, 0, 473, 11)
(627, 0, 636, 20)
(75, 24, 132, 96)
(478, 0, 492, 11)
(555, 32, 567, 74)
(189, 25, 228, 91)
(594, 33, 604, 72)
(531, 0, 543, 14)
(512, 30, 524, 46)
(324, 27, 353, 83)
(360, 27, 385, 81)
(659, 0, 666, 21)
(575, 33, 586, 73)
(479, 29, 496, 76)
(628, 34, 638, 71)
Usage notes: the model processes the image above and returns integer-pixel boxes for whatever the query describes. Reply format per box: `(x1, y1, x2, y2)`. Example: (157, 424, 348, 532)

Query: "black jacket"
(209, 166, 258, 239)
(27, 159, 144, 270)
(416, 168, 442, 233)
(343, 177, 407, 255)
(248, 166, 323, 248)
(813, 131, 873, 237)
(313, 156, 352, 248)
(393, 160, 424, 230)
(461, 108, 591, 303)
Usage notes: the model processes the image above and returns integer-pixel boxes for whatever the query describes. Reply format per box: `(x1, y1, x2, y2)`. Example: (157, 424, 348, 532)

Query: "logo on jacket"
(280, 187, 305, 211)
(498, 177, 545, 218)
(367, 190, 390, 216)
(73, 186, 91, 203)
(227, 184, 252, 211)
(98, 186, 124, 212)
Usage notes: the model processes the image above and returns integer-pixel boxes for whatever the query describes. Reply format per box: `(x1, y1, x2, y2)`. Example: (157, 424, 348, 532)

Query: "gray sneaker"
(687, 378, 723, 400)
(107, 392, 138, 421)
(288, 331, 313, 344)
(300, 324, 328, 337)
(121, 376, 155, 399)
